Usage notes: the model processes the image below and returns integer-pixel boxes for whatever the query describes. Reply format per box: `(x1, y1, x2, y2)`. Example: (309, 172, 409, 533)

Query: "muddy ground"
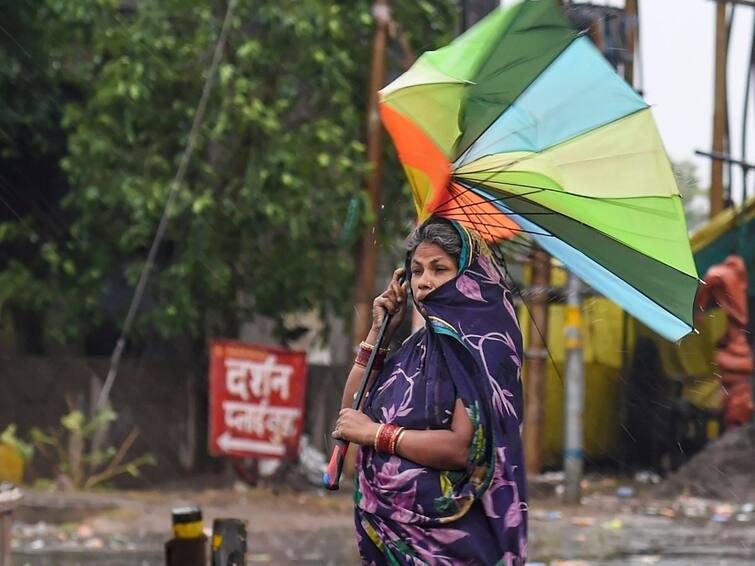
(8, 469, 755, 565)
(656, 422, 755, 502)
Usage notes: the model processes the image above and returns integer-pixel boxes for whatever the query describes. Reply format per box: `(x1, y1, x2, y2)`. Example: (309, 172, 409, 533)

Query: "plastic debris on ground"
(570, 516, 596, 527)
(601, 518, 624, 530)
(298, 434, 327, 486)
(634, 470, 662, 484)
(615, 486, 635, 498)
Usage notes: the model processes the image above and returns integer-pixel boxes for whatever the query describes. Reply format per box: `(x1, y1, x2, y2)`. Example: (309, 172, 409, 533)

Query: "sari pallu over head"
(357, 221, 527, 563)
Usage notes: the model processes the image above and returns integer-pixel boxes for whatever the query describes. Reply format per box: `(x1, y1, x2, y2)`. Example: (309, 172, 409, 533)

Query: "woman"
(334, 217, 526, 565)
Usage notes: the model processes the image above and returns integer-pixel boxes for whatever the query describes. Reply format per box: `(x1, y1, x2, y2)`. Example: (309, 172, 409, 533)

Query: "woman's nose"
(416, 275, 431, 289)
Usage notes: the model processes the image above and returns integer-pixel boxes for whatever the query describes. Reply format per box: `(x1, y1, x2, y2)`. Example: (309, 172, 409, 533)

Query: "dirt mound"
(656, 423, 755, 501)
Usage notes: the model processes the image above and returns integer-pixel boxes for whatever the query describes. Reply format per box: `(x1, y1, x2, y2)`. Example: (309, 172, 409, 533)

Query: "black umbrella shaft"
(323, 308, 393, 491)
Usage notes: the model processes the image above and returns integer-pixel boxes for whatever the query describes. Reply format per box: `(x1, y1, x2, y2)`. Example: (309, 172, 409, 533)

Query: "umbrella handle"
(322, 287, 400, 491)
(323, 438, 349, 491)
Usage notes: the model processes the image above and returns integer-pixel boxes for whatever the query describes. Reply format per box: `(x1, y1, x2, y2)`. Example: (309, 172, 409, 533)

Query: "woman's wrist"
(364, 422, 381, 446)
(365, 327, 380, 345)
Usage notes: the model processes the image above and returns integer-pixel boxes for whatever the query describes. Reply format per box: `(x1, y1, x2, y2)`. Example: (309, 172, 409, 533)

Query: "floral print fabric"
(355, 223, 527, 565)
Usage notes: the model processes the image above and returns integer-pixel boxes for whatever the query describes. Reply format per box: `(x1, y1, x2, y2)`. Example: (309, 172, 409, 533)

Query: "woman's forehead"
(411, 242, 455, 263)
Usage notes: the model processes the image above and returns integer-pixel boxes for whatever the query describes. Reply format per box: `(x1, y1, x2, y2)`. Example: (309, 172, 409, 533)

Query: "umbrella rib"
(459, 195, 501, 244)
(467, 175, 620, 200)
(447, 180, 690, 264)
(440, 193, 555, 215)
(440, 214, 552, 237)
(466, 184, 701, 281)
(463, 208, 697, 333)
(463, 178, 695, 242)
(456, 170, 674, 206)
(445, 184, 506, 244)
(453, 175, 555, 198)
(435, 172, 549, 213)
(434, 180, 556, 237)
(439, 179, 526, 241)
(445, 179, 555, 215)
(472, 186, 700, 288)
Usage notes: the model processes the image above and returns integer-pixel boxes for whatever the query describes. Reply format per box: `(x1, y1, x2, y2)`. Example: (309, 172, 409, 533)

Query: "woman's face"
(410, 242, 459, 303)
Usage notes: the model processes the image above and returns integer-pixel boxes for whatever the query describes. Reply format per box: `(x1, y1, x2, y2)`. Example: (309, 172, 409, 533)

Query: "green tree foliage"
(1, 0, 456, 345)
(0, 0, 78, 334)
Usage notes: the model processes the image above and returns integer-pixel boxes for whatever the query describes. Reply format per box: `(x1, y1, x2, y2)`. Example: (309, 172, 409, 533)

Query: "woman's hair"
(405, 217, 462, 264)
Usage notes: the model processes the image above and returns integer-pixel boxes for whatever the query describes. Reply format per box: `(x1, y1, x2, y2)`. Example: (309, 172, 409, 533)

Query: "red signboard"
(208, 339, 307, 459)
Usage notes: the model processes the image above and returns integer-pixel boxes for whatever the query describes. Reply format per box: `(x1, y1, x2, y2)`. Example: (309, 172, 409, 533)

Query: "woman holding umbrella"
(333, 217, 527, 565)
(329, 0, 699, 560)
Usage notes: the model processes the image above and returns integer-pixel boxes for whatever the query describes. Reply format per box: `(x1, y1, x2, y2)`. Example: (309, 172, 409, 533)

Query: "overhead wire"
(95, 0, 238, 412)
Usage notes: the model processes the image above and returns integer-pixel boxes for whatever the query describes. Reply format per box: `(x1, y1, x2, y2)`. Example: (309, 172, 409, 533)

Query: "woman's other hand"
(371, 267, 408, 341)
(332, 408, 380, 446)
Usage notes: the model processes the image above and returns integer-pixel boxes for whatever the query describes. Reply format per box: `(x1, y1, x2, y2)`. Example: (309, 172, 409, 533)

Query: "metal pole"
(165, 506, 206, 566)
(563, 271, 584, 505)
(711, 0, 729, 218)
(695, 149, 755, 171)
(211, 519, 247, 566)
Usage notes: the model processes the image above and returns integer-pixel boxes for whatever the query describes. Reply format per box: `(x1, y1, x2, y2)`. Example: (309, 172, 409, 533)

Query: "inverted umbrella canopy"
(379, 0, 699, 342)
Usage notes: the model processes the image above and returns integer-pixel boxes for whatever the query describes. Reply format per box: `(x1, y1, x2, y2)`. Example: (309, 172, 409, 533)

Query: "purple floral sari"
(355, 222, 527, 565)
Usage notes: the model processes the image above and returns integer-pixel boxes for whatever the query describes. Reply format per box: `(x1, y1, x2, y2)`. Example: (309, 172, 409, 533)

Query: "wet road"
(10, 485, 755, 565)
(13, 554, 755, 566)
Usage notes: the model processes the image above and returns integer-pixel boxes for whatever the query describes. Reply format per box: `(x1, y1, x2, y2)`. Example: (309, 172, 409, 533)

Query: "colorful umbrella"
(379, 0, 699, 342)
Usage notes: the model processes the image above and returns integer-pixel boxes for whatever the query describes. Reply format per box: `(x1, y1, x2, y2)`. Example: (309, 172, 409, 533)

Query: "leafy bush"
(30, 407, 155, 490)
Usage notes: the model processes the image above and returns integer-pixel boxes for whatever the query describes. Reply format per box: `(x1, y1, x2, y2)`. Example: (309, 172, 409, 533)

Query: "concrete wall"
(0, 356, 196, 485)
(0, 355, 346, 486)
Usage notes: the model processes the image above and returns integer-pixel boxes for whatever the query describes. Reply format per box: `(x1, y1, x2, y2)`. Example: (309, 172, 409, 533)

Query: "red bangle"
(359, 341, 389, 355)
(376, 423, 403, 454)
(373, 424, 385, 451)
(376, 424, 387, 452)
(354, 343, 385, 370)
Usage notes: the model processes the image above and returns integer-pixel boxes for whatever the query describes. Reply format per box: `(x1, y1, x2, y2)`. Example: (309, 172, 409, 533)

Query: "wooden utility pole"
(711, 0, 729, 218)
(353, 0, 391, 347)
(624, 0, 638, 87)
(523, 247, 550, 474)
(522, 0, 573, 476)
